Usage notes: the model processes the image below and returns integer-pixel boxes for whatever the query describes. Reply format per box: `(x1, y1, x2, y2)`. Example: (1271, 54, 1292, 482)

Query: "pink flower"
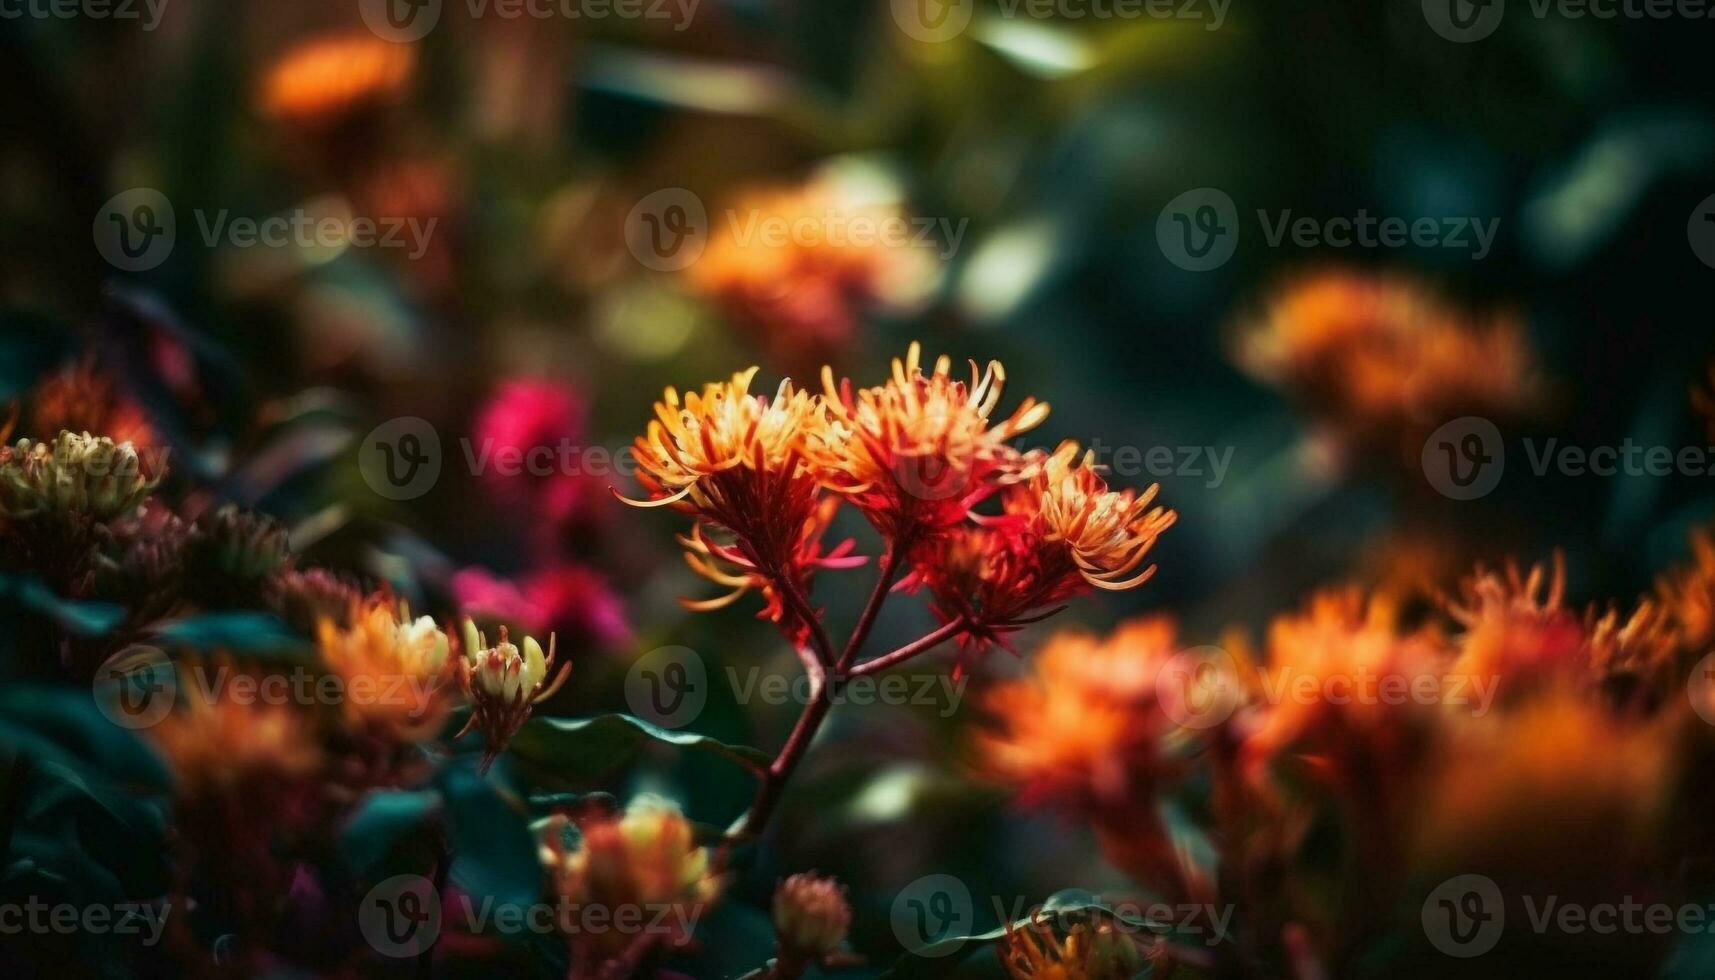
(472, 380, 593, 525)
(452, 564, 631, 652)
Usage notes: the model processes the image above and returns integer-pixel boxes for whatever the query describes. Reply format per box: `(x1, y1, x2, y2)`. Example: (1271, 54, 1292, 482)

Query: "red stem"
(837, 538, 911, 671)
(847, 616, 966, 677)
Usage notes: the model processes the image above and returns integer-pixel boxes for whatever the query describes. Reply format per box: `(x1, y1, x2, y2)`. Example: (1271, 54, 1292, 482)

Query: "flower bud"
(772, 872, 851, 959)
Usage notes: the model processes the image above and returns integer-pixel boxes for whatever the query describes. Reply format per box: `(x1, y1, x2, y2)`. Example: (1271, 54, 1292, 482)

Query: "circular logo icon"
(94, 188, 176, 272)
(1156, 645, 1241, 729)
(891, 0, 974, 42)
(890, 874, 974, 955)
(1422, 874, 1504, 958)
(625, 189, 708, 272)
(360, 874, 442, 958)
(1422, 0, 1505, 42)
(1688, 193, 1715, 270)
(360, 0, 442, 42)
(625, 646, 708, 729)
(92, 645, 176, 730)
(359, 417, 442, 501)
(1688, 653, 1715, 726)
(1156, 188, 1238, 272)
(1421, 417, 1504, 501)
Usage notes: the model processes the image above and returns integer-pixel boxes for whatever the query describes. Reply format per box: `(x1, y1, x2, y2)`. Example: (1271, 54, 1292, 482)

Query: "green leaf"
(507, 714, 769, 784)
(0, 572, 124, 636)
(437, 764, 541, 912)
(340, 789, 440, 877)
(154, 612, 309, 654)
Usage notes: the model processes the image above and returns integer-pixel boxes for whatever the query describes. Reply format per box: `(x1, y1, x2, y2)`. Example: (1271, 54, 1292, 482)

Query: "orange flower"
(811, 342, 1049, 543)
(1241, 587, 1452, 777)
(687, 177, 935, 373)
(1412, 693, 1672, 876)
(149, 687, 322, 798)
(1234, 269, 1540, 450)
(678, 497, 863, 644)
(1000, 911, 1149, 980)
(258, 33, 414, 125)
(903, 445, 1174, 645)
(1655, 528, 1715, 658)
(315, 597, 452, 742)
(1446, 556, 1587, 696)
(541, 797, 723, 967)
(1022, 441, 1177, 591)
(624, 368, 851, 642)
(978, 617, 1189, 809)
(29, 360, 154, 453)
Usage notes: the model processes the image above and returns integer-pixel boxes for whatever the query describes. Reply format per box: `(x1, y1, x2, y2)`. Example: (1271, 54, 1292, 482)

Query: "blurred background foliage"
(2, 0, 1715, 975)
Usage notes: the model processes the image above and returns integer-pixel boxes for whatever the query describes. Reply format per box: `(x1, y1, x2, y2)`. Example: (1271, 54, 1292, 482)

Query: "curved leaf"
(507, 714, 769, 784)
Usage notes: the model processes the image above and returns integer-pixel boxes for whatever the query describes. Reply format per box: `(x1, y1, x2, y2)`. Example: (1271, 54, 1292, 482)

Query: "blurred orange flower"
(29, 360, 155, 453)
(1235, 269, 1541, 452)
(541, 797, 723, 966)
(315, 597, 452, 742)
(687, 177, 936, 372)
(150, 685, 322, 797)
(1000, 911, 1149, 980)
(979, 617, 1189, 810)
(258, 33, 414, 125)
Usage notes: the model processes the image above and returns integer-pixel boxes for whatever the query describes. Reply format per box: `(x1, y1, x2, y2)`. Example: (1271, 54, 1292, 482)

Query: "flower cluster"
(977, 533, 1715, 976)
(454, 619, 570, 770)
(626, 344, 1175, 658)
